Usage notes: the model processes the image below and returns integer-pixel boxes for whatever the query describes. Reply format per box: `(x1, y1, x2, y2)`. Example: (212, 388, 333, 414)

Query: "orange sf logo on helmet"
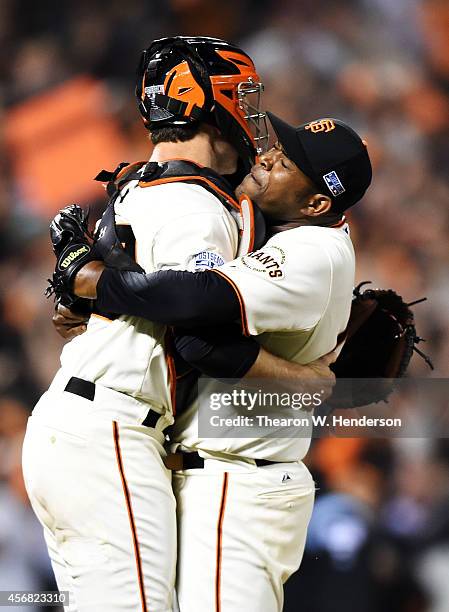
(163, 61, 206, 118)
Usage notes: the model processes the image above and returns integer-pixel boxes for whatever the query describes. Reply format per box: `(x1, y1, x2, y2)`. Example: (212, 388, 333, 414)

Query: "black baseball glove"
(45, 205, 97, 308)
(328, 282, 433, 408)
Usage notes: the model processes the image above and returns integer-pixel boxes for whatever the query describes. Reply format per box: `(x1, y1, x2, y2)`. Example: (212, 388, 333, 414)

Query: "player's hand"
(49, 204, 91, 258)
(298, 350, 337, 408)
(45, 204, 99, 306)
(303, 349, 338, 380)
(52, 303, 90, 340)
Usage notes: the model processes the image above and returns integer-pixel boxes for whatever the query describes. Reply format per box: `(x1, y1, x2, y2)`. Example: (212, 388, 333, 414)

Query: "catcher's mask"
(135, 36, 268, 173)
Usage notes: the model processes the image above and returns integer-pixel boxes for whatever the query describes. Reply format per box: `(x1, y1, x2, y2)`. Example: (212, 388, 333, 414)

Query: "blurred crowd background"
(0, 0, 448, 610)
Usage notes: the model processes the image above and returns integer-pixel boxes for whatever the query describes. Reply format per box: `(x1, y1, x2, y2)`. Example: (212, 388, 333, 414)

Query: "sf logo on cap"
(305, 119, 335, 134)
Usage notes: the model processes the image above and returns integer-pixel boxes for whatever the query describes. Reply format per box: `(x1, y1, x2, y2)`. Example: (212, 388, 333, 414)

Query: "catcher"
(48, 113, 374, 611)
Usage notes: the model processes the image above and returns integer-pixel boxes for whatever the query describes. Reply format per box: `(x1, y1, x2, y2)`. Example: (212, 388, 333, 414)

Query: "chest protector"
(93, 159, 266, 271)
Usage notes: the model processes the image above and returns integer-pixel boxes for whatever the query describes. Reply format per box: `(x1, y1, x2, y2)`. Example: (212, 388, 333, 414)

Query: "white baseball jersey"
(174, 222, 355, 461)
(57, 179, 238, 418)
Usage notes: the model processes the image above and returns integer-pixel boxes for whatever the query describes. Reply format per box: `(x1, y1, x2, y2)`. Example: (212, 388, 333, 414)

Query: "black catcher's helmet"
(135, 36, 268, 173)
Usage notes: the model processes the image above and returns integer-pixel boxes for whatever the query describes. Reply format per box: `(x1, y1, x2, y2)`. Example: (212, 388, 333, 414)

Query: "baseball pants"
(22, 371, 176, 612)
(173, 456, 315, 612)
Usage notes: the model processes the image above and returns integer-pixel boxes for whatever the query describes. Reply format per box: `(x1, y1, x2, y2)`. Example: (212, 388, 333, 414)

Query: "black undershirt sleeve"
(173, 325, 260, 380)
(96, 267, 240, 328)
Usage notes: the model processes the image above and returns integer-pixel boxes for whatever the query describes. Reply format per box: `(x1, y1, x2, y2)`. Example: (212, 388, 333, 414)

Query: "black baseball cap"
(267, 111, 372, 212)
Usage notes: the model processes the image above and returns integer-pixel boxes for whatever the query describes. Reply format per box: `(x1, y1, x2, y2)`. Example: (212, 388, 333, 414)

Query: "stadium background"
(0, 0, 448, 610)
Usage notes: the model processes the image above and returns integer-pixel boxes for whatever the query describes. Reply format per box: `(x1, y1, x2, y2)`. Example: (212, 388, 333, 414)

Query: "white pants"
(22, 373, 176, 612)
(173, 458, 315, 612)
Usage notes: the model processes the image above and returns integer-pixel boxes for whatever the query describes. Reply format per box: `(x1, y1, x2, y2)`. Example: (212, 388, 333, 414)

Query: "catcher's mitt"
(329, 281, 433, 408)
(45, 205, 97, 307)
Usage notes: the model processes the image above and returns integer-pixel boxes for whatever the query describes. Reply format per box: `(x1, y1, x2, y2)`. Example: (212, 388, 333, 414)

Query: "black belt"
(171, 451, 282, 470)
(64, 376, 162, 429)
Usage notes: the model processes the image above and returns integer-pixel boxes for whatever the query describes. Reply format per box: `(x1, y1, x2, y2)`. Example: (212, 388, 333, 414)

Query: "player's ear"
(301, 194, 332, 217)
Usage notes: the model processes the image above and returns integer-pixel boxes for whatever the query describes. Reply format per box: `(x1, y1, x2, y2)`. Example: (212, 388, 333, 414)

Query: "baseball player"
(67, 113, 373, 611)
(21, 36, 266, 612)
(22, 38, 334, 612)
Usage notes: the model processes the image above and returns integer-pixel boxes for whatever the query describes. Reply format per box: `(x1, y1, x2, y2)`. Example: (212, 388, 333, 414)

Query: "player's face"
(236, 143, 316, 220)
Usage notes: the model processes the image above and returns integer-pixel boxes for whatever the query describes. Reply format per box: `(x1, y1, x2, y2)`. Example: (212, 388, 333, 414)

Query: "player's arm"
(73, 262, 335, 383)
(50, 189, 238, 337)
(74, 261, 242, 328)
(74, 239, 330, 335)
(173, 326, 337, 382)
(72, 254, 336, 383)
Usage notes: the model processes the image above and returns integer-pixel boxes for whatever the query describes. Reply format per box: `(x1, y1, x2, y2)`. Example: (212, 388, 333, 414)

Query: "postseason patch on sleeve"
(194, 251, 225, 270)
(323, 170, 346, 197)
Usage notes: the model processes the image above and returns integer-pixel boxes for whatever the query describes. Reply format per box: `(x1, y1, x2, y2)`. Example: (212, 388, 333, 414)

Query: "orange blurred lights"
(5, 76, 129, 216)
